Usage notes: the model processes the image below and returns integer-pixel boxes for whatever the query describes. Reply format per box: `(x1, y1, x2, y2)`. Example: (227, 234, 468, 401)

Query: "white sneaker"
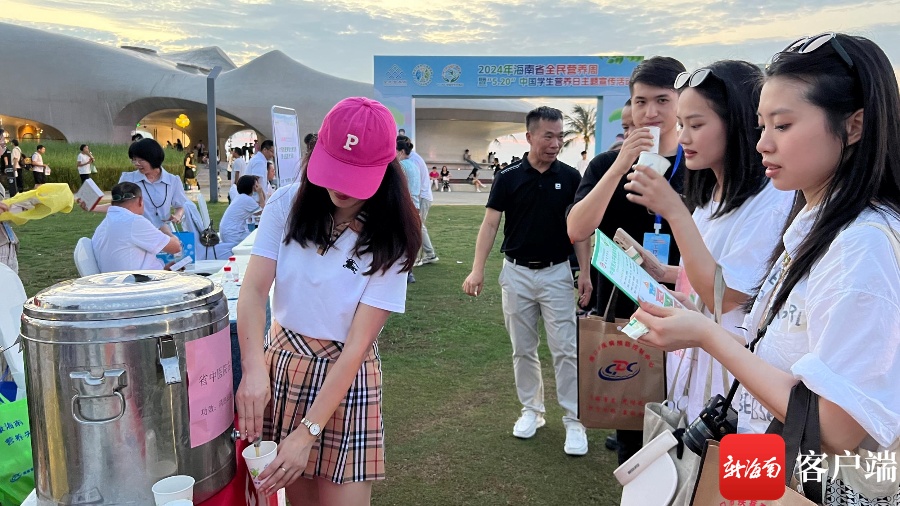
(421, 256, 439, 265)
(564, 423, 588, 456)
(413, 258, 425, 267)
(513, 410, 546, 439)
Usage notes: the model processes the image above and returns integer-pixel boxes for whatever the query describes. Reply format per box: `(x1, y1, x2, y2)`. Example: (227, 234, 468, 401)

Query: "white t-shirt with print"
(220, 194, 260, 244)
(91, 206, 169, 272)
(31, 152, 44, 174)
(77, 153, 92, 175)
(667, 182, 794, 421)
(737, 207, 900, 450)
(252, 184, 408, 343)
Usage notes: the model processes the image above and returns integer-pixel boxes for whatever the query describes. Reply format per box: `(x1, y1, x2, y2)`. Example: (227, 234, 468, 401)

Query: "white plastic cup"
(163, 500, 194, 506)
(151, 475, 195, 505)
(646, 126, 661, 154)
(636, 151, 671, 175)
(241, 441, 278, 490)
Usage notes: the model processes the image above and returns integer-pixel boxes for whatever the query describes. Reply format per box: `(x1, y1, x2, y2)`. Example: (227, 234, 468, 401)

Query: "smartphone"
(613, 228, 668, 281)
(170, 255, 194, 272)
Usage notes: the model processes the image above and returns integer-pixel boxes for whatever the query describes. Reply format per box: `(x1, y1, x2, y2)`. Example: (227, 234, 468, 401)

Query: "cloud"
(6, 0, 900, 83)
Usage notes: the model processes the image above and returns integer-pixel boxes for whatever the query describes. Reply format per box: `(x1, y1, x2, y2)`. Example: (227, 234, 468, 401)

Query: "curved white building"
(0, 23, 527, 165)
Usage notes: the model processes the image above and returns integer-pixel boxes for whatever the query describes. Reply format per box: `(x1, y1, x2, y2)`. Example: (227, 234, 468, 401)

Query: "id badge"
(642, 232, 671, 264)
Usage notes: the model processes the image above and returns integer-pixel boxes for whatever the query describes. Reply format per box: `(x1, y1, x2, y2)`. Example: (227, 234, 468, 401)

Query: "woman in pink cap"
(236, 97, 421, 504)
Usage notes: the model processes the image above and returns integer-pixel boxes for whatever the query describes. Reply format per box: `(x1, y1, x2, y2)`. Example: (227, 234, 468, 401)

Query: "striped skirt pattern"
(262, 326, 385, 484)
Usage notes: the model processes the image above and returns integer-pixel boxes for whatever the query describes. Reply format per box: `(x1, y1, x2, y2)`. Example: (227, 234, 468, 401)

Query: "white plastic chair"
(73, 237, 101, 276)
(196, 193, 211, 230)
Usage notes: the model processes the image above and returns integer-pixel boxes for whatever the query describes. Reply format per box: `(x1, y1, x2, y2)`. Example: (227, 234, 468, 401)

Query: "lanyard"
(653, 145, 684, 234)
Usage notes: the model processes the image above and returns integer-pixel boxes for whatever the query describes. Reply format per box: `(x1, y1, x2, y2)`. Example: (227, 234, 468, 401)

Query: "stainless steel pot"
(21, 271, 235, 505)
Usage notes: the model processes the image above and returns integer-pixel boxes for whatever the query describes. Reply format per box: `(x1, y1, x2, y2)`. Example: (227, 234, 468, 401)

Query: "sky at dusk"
(7, 0, 900, 83)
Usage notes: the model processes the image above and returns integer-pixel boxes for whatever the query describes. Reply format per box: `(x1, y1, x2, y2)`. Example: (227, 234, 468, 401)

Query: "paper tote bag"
(577, 290, 665, 430)
(690, 441, 816, 506)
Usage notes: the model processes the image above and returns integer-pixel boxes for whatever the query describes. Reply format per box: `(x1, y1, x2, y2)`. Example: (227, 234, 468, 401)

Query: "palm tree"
(563, 105, 596, 152)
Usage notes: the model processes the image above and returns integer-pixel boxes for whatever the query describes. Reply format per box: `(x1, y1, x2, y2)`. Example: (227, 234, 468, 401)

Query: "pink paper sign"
(185, 326, 234, 448)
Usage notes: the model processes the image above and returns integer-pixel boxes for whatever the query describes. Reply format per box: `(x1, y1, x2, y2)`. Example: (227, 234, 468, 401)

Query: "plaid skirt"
(262, 326, 385, 484)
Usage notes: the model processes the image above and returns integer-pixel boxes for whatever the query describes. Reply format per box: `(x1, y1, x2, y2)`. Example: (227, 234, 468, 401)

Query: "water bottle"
(222, 266, 233, 287)
(227, 256, 240, 282)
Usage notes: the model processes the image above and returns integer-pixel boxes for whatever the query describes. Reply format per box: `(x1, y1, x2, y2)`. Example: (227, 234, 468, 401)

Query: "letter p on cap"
(343, 134, 359, 151)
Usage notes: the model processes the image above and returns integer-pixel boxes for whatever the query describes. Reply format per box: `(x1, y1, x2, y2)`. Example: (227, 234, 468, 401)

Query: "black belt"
(504, 255, 568, 270)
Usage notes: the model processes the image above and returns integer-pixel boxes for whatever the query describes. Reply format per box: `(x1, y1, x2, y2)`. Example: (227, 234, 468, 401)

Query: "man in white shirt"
(576, 151, 589, 174)
(409, 148, 438, 266)
(31, 145, 48, 188)
(229, 147, 247, 202)
(245, 139, 274, 181)
(92, 182, 182, 272)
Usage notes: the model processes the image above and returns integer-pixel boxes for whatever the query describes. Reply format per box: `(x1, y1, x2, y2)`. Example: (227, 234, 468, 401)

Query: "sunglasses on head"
(674, 68, 719, 90)
(111, 193, 138, 202)
(779, 32, 854, 70)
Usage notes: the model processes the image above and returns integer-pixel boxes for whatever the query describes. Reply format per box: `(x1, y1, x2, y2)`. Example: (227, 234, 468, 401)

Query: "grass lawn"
(15, 204, 623, 505)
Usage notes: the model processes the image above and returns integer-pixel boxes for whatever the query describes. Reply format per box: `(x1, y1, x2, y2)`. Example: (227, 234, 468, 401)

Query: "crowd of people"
(3, 31, 900, 506)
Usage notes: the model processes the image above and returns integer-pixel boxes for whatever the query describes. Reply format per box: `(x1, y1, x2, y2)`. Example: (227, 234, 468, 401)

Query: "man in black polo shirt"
(567, 56, 687, 465)
(463, 106, 593, 456)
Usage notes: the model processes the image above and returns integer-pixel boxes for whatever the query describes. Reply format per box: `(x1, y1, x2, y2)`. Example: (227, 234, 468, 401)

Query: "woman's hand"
(167, 210, 184, 224)
(235, 365, 271, 442)
(0, 202, 9, 213)
(623, 165, 686, 220)
(630, 300, 719, 351)
(257, 430, 315, 496)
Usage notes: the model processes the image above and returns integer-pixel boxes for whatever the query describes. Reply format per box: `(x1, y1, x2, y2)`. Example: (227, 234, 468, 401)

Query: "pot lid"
(24, 271, 220, 322)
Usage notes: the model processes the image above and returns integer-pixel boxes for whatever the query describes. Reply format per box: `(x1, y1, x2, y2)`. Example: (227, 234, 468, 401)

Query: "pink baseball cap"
(307, 97, 398, 200)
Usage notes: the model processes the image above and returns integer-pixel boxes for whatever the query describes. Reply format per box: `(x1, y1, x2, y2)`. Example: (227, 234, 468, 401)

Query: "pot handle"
(69, 369, 127, 424)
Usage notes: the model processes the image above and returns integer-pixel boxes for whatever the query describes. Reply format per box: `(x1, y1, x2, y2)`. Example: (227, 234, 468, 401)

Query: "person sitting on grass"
(91, 182, 181, 273)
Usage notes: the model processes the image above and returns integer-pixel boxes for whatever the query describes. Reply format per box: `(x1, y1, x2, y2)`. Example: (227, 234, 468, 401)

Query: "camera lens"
(682, 415, 716, 456)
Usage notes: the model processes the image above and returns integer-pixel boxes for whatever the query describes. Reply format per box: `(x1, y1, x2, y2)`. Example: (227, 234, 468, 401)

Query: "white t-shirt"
(410, 151, 433, 203)
(667, 182, 793, 421)
(77, 153, 92, 175)
(31, 152, 44, 174)
(11, 146, 21, 170)
(118, 169, 188, 229)
(245, 152, 268, 180)
(229, 158, 247, 202)
(92, 206, 169, 272)
(576, 158, 589, 174)
(220, 194, 260, 244)
(252, 184, 408, 343)
(737, 207, 900, 450)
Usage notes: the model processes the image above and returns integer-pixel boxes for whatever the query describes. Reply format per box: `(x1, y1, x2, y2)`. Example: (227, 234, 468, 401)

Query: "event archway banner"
(271, 106, 301, 187)
(374, 55, 643, 154)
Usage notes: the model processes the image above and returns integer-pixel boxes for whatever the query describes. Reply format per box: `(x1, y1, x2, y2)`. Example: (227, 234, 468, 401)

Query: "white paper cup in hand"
(242, 441, 278, 490)
(151, 475, 195, 505)
(646, 126, 661, 154)
(636, 151, 671, 176)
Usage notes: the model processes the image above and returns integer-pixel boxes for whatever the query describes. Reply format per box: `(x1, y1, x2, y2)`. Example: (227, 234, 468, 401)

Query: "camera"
(682, 394, 738, 456)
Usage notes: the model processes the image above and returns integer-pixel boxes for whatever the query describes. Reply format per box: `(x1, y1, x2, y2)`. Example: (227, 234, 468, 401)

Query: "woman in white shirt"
(632, 34, 900, 503)
(621, 60, 793, 422)
(236, 98, 421, 504)
(220, 175, 265, 245)
(76, 144, 94, 183)
(83, 139, 188, 230)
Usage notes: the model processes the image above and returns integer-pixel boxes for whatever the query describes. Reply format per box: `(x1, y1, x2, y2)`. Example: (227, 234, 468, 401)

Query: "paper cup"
(636, 151, 671, 176)
(151, 475, 195, 505)
(163, 500, 194, 506)
(646, 126, 661, 154)
(242, 441, 278, 490)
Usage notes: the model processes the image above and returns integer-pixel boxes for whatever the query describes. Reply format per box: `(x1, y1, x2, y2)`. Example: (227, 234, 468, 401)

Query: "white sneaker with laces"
(564, 423, 588, 456)
(512, 410, 546, 439)
(421, 256, 439, 265)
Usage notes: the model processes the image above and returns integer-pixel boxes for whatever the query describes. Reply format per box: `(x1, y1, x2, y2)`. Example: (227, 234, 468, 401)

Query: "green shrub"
(17, 140, 185, 192)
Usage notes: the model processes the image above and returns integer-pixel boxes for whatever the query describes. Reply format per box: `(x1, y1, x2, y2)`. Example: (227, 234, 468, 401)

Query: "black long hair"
(284, 156, 421, 275)
(682, 60, 769, 217)
(757, 34, 900, 316)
